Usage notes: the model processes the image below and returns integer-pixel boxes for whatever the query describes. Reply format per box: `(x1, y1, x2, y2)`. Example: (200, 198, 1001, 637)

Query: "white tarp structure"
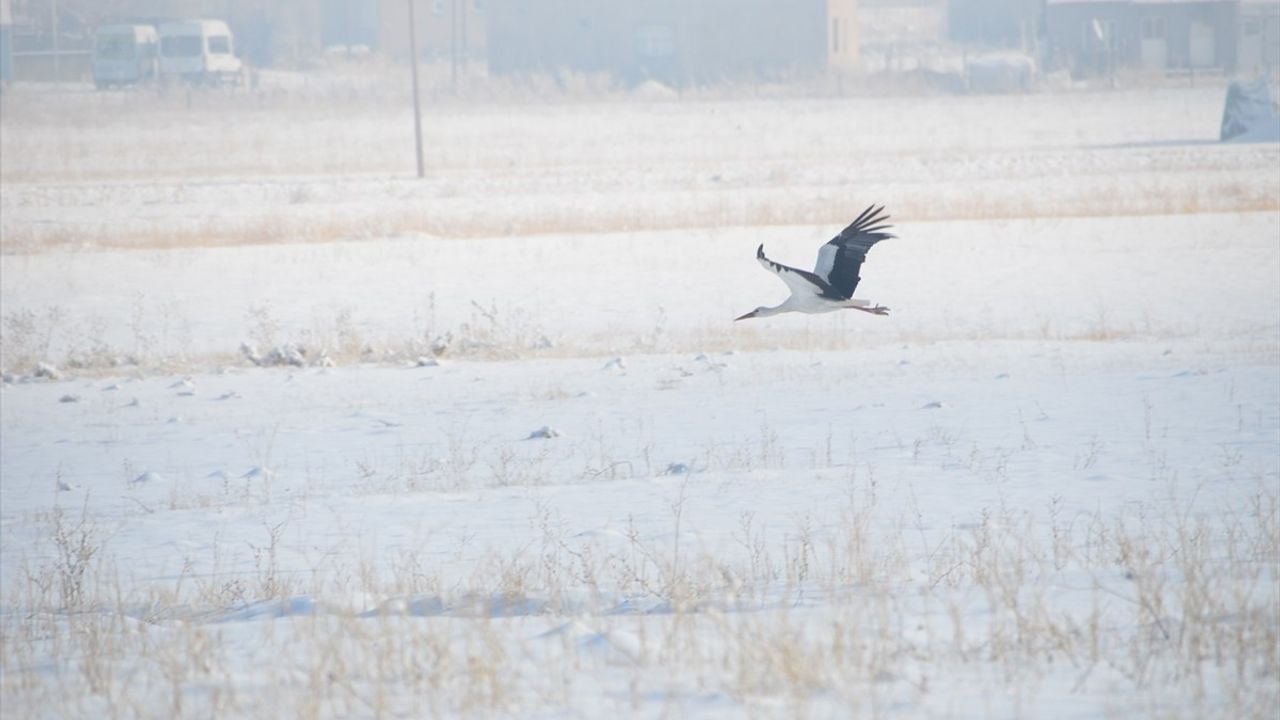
(966, 52, 1037, 93)
(1221, 78, 1280, 142)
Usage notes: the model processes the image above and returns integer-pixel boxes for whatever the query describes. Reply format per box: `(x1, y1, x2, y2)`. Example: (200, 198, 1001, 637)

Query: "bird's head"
(734, 307, 766, 321)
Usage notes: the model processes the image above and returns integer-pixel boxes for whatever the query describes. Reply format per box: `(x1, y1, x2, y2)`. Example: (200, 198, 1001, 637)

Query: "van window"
(162, 35, 203, 57)
(96, 35, 135, 60)
(208, 35, 231, 54)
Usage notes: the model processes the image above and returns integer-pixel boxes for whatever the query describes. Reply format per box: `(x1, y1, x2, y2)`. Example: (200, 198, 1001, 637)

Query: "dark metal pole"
(449, 0, 458, 93)
(51, 0, 60, 86)
(408, 0, 425, 178)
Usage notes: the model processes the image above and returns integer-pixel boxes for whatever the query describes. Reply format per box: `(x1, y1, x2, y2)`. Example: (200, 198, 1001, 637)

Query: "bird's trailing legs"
(853, 305, 891, 316)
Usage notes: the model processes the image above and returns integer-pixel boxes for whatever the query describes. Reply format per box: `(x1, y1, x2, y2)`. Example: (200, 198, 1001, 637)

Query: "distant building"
(1044, 0, 1280, 77)
(6, 0, 312, 69)
(1239, 0, 1280, 74)
(12, 0, 485, 70)
(377, 0, 486, 65)
(947, 0, 1044, 50)
(5, 0, 94, 81)
(6, 0, 870, 82)
(484, 0, 859, 86)
(1, 0, 12, 84)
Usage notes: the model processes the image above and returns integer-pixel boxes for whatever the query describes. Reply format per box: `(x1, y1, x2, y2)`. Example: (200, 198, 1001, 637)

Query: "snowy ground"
(2, 83, 1279, 718)
(3, 85, 1278, 254)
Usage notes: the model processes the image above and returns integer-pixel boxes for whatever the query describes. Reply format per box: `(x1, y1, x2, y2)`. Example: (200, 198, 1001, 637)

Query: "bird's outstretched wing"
(813, 205, 895, 300)
(756, 244, 839, 299)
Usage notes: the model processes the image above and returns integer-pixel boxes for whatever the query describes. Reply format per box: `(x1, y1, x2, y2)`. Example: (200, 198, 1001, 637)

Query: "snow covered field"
(2, 83, 1279, 718)
(2, 85, 1278, 253)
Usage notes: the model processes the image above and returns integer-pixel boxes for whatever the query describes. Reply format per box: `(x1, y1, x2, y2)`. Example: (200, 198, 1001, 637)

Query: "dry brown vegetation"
(2, 472, 1276, 718)
(3, 77, 1277, 253)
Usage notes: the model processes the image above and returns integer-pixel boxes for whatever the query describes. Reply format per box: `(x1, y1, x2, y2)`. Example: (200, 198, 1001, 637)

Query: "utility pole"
(449, 0, 458, 93)
(407, 0, 425, 179)
(50, 0, 59, 86)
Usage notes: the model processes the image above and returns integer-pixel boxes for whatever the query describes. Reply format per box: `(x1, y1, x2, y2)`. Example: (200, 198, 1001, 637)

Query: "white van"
(158, 19, 243, 86)
(92, 24, 159, 88)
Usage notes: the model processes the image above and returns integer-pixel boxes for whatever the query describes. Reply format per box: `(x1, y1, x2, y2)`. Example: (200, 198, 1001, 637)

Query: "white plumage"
(736, 205, 894, 321)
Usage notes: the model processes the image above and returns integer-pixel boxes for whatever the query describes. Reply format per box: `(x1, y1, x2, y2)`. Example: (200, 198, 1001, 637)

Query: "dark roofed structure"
(484, 0, 860, 86)
(1044, 0, 1280, 78)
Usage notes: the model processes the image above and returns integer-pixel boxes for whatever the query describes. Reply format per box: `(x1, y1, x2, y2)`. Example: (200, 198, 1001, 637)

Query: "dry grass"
(3, 77, 1276, 254)
(3, 76, 1276, 717)
(1, 293, 1247, 381)
(1, 473, 1275, 718)
(3, 182, 1278, 255)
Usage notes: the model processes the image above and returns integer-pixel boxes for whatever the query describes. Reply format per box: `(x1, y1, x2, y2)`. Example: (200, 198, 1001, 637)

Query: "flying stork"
(735, 204, 894, 321)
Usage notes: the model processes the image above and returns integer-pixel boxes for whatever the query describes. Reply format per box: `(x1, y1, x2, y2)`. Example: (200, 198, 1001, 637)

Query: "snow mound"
(360, 596, 447, 617)
(540, 620, 643, 662)
(526, 426, 561, 440)
(366, 593, 559, 618)
(35, 363, 63, 380)
(632, 80, 678, 101)
(214, 596, 319, 623)
(241, 342, 324, 368)
(130, 471, 165, 485)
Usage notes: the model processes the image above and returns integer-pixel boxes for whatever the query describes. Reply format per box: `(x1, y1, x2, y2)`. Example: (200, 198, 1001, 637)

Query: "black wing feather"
(818, 205, 895, 300)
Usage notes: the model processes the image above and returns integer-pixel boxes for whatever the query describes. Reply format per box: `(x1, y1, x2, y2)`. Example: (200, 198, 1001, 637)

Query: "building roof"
(1046, 0, 1243, 5)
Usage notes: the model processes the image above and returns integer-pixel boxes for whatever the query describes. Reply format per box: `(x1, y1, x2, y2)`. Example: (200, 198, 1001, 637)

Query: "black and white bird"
(735, 204, 895, 321)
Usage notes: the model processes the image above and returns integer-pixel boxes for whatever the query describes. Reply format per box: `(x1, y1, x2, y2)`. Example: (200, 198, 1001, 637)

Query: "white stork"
(735, 205, 894, 321)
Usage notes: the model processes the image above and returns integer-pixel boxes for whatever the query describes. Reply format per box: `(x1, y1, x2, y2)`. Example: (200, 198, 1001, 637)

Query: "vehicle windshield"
(208, 35, 230, 54)
(95, 35, 135, 60)
(162, 35, 203, 57)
